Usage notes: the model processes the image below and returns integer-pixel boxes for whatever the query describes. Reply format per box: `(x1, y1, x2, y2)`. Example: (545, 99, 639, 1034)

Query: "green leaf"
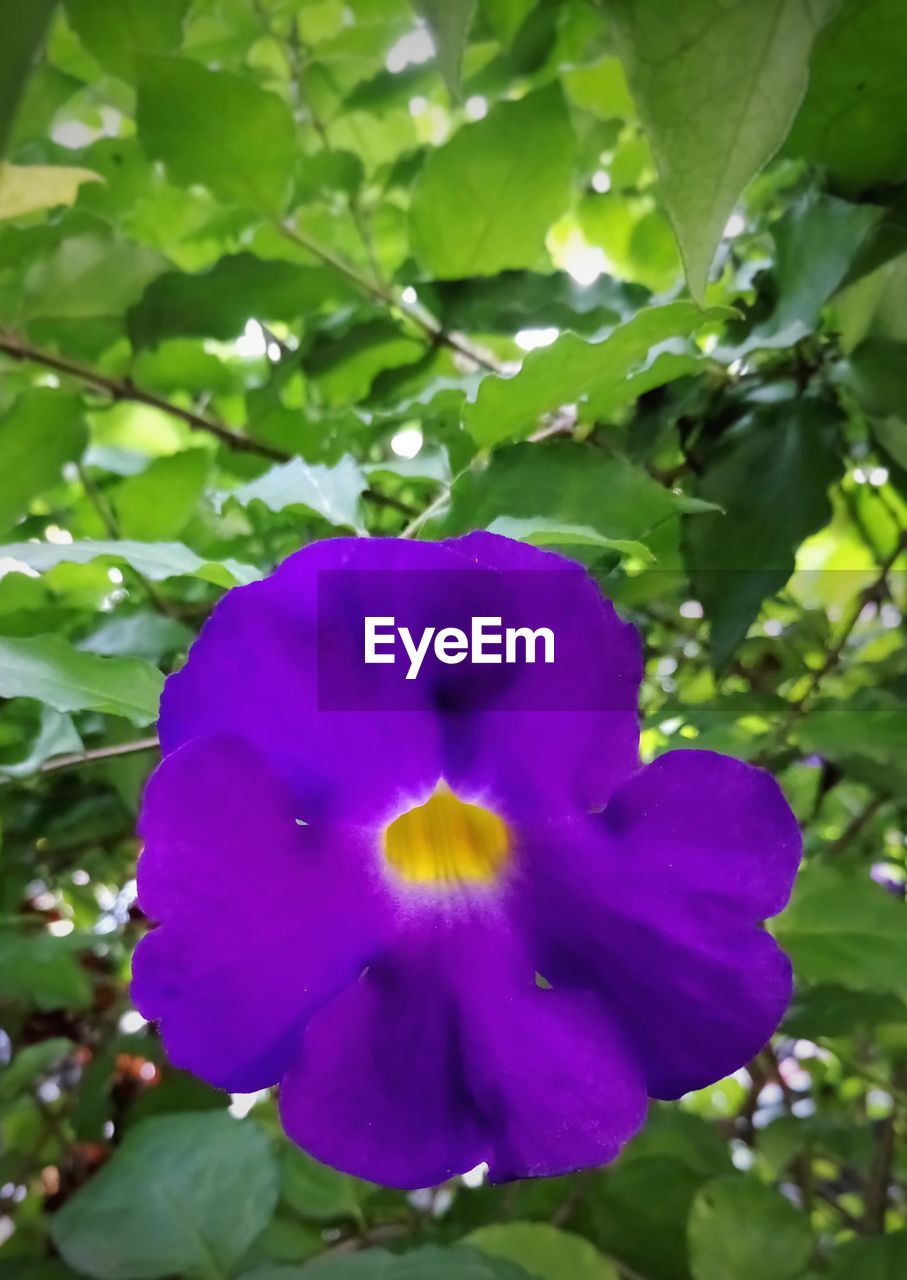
(688, 1177, 813, 1280)
(464, 302, 717, 448)
(486, 516, 653, 562)
(0, 932, 91, 1010)
(585, 1110, 733, 1280)
(295, 1247, 534, 1279)
(787, 0, 907, 190)
(129, 253, 355, 349)
(136, 56, 298, 214)
(64, 0, 189, 80)
(0, 1038, 73, 1099)
(741, 192, 881, 353)
(281, 1146, 376, 1222)
(466, 1223, 618, 1280)
(225, 456, 368, 531)
(823, 1231, 907, 1280)
(683, 403, 843, 667)
(444, 443, 711, 546)
(611, 0, 835, 302)
(0, 705, 83, 778)
(410, 86, 574, 279)
(0, 0, 57, 157)
(413, 0, 476, 100)
(0, 390, 87, 533)
(24, 233, 166, 320)
(773, 866, 907, 996)
(52, 1112, 279, 1280)
(0, 538, 261, 586)
(0, 634, 163, 725)
(480, 0, 537, 46)
(113, 450, 209, 539)
(0, 162, 101, 220)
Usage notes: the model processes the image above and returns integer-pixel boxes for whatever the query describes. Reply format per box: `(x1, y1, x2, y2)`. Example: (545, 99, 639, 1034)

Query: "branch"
(0, 331, 418, 517)
(278, 222, 504, 375)
(38, 737, 160, 775)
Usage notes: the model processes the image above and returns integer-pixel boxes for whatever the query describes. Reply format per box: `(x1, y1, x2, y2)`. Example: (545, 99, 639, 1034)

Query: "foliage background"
(0, 1, 906, 1277)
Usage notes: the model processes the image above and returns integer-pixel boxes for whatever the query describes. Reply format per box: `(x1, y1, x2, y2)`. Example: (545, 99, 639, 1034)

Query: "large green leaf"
(687, 1177, 813, 1280)
(410, 86, 574, 278)
(0, 0, 58, 156)
(280, 1146, 376, 1222)
(0, 390, 87, 533)
(823, 1232, 907, 1280)
(612, 0, 835, 302)
(296, 1247, 533, 1279)
(23, 233, 166, 320)
(64, 0, 189, 79)
(129, 253, 355, 348)
(0, 931, 91, 1009)
(0, 634, 163, 724)
(52, 1112, 278, 1280)
(224, 456, 368, 531)
(466, 1223, 618, 1280)
(773, 866, 907, 996)
(683, 403, 843, 667)
(0, 538, 260, 585)
(787, 0, 907, 190)
(444, 442, 712, 545)
(464, 301, 716, 447)
(740, 192, 881, 353)
(136, 57, 298, 214)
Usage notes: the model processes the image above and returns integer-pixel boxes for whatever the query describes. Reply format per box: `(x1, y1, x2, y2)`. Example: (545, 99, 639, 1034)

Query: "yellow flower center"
(383, 784, 510, 886)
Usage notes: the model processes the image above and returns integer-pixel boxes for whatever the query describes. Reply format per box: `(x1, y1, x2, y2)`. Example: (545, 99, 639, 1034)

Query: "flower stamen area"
(384, 785, 510, 886)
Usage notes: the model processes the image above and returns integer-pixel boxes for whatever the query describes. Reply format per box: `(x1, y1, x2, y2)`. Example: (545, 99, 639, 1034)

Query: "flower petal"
(160, 533, 642, 824)
(516, 750, 801, 1099)
(158, 537, 465, 823)
(439, 531, 643, 817)
(280, 926, 647, 1187)
(132, 735, 390, 1092)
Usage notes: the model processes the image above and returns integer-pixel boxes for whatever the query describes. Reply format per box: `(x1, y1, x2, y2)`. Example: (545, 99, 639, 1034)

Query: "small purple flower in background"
(131, 532, 800, 1189)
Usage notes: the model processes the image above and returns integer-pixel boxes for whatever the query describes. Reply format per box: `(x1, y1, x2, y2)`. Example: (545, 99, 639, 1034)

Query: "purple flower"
(132, 533, 800, 1188)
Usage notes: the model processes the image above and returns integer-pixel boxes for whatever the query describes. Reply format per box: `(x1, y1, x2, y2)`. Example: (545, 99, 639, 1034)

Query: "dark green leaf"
(787, 0, 907, 190)
(52, 1112, 279, 1280)
(683, 403, 843, 667)
(773, 866, 907, 996)
(0, 0, 57, 156)
(688, 1176, 812, 1280)
(129, 253, 355, 348)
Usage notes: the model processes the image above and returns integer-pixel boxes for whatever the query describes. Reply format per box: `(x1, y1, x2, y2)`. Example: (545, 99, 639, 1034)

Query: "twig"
(0, 331, 415, 517)
(826, 794, 886, 859)
(38, 737, 160, 775)
(861, 1113, 895, 1234)
(278, 222, 504, 375)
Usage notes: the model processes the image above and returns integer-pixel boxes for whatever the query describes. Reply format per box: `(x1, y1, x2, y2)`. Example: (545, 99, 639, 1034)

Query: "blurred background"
(0, 1, 905, 1278)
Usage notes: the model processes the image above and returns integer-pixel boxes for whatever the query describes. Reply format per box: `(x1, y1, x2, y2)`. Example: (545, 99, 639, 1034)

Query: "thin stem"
(38, 737, 159, 775)
(278, 222, 504, 374)
(0, 331, 414, 517)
